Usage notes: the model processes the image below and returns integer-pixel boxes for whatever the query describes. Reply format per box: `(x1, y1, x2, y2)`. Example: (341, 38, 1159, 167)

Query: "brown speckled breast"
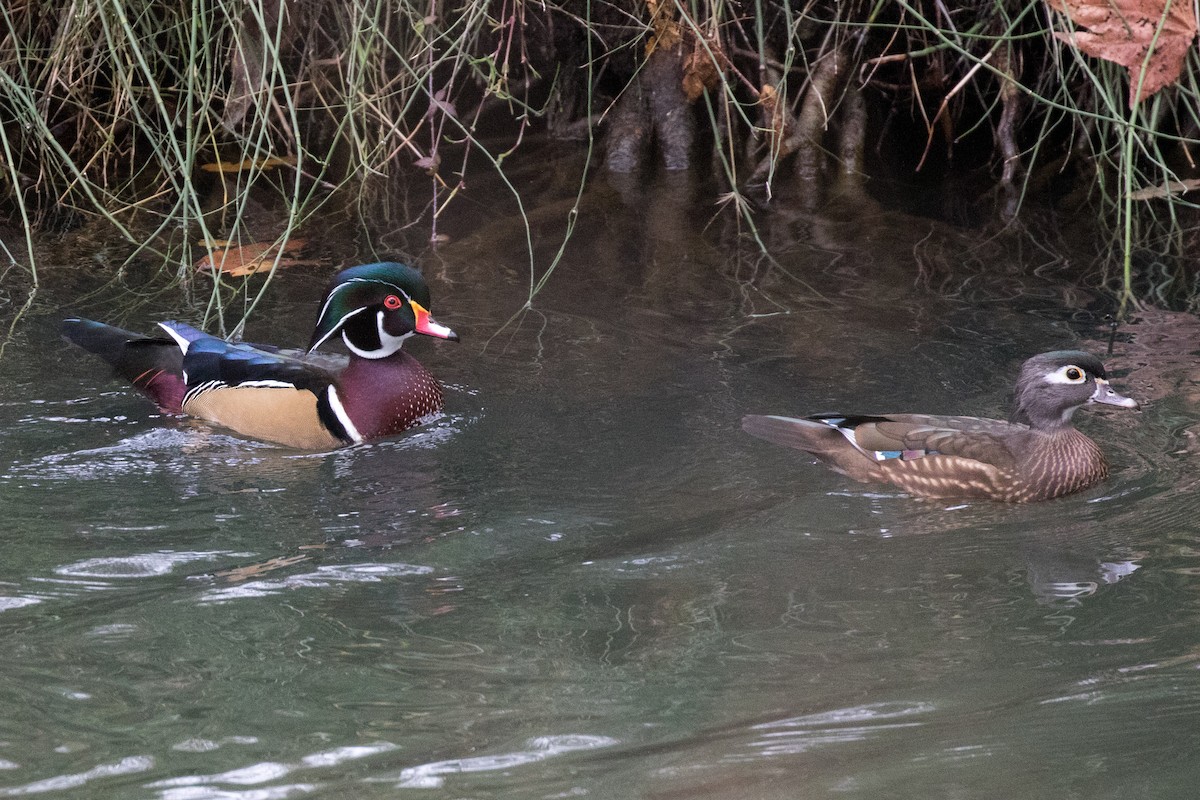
(336, 351, 445, 441)
(1009, 428, 1109, 502)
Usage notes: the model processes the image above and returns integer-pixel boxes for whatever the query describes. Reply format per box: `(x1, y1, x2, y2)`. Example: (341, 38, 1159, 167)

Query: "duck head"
(1010, 350, 1138, 430)
(308, 262, 458, 359)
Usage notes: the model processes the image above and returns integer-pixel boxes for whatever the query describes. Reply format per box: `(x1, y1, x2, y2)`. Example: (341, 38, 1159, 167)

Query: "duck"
(742, 350, 1139, 502)
(61, 261, 458, 449)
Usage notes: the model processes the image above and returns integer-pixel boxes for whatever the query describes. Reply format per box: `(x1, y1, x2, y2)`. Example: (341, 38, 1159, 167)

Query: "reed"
(2, 0, 1199, 312)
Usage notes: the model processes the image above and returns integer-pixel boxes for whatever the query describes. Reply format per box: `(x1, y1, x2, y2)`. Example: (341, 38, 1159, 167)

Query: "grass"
(3, 0, 1200, 323)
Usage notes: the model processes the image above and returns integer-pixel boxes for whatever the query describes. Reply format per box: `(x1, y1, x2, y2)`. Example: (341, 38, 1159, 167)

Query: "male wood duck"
(742, 351, 1140, 502)
(61, 261, 458, 449)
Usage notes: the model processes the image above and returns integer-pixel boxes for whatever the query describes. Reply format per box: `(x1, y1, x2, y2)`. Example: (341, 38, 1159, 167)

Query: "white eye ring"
(1045, 364, 1088, 384)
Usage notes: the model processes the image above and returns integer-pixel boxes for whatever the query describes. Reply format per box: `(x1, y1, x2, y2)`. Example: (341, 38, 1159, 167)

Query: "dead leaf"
(196, 237, 316, 277)
(758, 84, 792, 153)
(215, 554, 310, 582)
(414, 153, 441, 171)
(429, 89, 457, 119)
(201, 155, 297, 173)
(682, 34, 723, 102)
(645, 0, 682, 57)
(1051, 0, 1197, 107)
(1129, 177, 1200, 199)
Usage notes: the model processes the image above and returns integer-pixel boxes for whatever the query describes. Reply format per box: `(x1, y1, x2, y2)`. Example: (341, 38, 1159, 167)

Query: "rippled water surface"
(3, 162, 1200, 798)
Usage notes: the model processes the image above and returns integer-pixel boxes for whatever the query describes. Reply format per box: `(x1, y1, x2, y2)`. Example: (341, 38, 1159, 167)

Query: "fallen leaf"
(1129, 177, 1200, 199)
(196, 237, 316, 277)
(1051, 0, 1197, 107)
(215, 554, 310, 582)
(201, 155, 297, 173)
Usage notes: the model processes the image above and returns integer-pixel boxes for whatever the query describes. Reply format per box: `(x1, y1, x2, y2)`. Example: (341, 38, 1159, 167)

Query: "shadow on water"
(2, 152, 1200, 797)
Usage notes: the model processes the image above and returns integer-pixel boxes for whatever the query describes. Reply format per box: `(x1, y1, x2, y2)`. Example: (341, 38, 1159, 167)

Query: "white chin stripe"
(326, 386, 364, 443)
(342, 310, 411, 359)
(375, 310, 412, 354)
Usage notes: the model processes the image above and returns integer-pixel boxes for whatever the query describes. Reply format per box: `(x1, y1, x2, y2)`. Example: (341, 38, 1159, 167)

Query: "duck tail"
(61, 318, 187, 413)
(741, 414, 880, 479)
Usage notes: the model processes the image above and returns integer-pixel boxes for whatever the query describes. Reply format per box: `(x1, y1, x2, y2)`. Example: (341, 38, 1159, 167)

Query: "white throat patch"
(342, 310, 412, 359)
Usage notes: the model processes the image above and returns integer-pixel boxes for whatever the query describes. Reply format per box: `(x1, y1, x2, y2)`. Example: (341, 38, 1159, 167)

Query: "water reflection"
(745, 702, 937, 758)
(57, 551, 245, 579)
(378, 735, 618, 790)
(2, 161, 1200, 799)
(196, 562, 435, 604)
(1021, 541, 1142, 606)
(0, 756, 154, 797)
(147, 742, 395, 797)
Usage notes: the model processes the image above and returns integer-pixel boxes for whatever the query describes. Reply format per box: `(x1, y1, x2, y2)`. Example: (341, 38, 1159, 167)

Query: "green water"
(2, 167, 1199, 799)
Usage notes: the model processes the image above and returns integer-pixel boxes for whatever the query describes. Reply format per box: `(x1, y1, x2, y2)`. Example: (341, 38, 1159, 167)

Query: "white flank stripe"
(184, 380, 225, 405)
(326, 386, 364, 443)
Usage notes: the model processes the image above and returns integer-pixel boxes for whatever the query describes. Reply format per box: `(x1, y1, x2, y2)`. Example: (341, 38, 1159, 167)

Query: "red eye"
(383, 295, 403, 310)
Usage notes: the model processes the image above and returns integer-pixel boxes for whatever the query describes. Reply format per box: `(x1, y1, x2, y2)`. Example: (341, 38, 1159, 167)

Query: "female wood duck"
(743, 351, 1140, 502)
(61, 262, 458, 449)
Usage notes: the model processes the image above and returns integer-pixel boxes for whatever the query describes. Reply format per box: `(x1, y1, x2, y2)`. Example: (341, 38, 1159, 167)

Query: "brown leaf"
(645, 0, 682, 57)
(1051, 0, 1197, 107)
(215, 554, 310, 583)
(201, 155, 297, 173)
(682, 34, 723, 102)
(1129, 177, 1200, 199)
(196, 237, 315, 277)
(758, 84, 792, 153)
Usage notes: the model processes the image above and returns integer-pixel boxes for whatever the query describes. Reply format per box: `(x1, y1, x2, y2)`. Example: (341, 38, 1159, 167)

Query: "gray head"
(1010, 350, 1139, 430)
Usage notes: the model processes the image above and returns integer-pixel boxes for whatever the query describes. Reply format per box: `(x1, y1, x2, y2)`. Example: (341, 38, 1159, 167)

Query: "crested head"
(308, 261, 458, 358)
(1021, 350, 1108, 380)
(1010, 350, 1138, 430)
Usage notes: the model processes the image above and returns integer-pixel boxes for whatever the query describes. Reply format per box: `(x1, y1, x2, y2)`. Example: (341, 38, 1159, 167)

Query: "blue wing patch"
(873, 448, 940, 461)
(155, 321, 335, 403)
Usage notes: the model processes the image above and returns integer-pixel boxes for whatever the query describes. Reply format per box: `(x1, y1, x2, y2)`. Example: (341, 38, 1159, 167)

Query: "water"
(2, 160, 1200, 798)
